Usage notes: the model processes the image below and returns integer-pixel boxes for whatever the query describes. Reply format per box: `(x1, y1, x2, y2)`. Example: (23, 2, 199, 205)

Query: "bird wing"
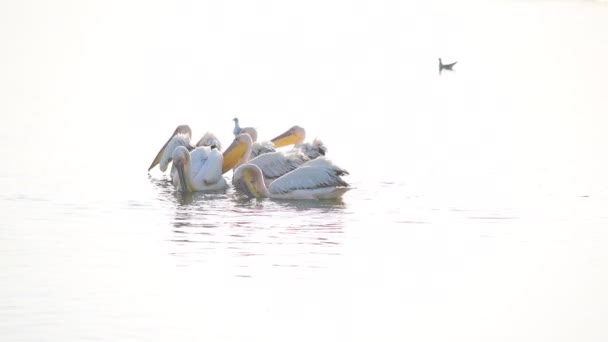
(268, 163, 349, 194)
(249, 150, 308, 180)
(299, 156, 349, 176)
(189, 146, 210, 177)
(197, 148, 224, 185)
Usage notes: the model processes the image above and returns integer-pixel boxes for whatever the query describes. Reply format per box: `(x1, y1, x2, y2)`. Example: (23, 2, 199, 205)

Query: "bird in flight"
(439, 58, 457, 75)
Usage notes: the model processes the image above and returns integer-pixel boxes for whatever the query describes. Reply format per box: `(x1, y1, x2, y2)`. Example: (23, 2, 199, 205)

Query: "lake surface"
(1, 1, 608, 341)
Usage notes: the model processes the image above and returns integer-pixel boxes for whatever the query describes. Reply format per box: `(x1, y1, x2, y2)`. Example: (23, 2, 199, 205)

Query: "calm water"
(2, 1, 608, 341)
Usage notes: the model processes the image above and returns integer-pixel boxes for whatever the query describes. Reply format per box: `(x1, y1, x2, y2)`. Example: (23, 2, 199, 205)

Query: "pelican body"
(248, 150, 310, 186)
(169, 131, 255, 192)
(148, 125, 224, 173)
(222, 133, 320, 186)
(172, 146, 228, 192)
(233, 157, 351, 200)
(223, 132, 301, 183)
(149, 125, 246, 193)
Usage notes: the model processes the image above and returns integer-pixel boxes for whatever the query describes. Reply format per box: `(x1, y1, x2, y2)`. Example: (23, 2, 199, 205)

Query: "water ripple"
(146, 177, 349, 274)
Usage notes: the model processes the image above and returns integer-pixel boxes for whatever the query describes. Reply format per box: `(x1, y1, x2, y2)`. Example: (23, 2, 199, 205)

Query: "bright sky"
(1, 0, 607, 194)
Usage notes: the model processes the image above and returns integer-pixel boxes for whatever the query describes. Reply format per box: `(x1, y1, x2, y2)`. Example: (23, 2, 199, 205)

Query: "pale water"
(1, 1, 608, 341)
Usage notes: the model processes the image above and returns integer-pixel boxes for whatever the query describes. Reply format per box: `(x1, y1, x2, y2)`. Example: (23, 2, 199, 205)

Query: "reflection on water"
(148, 177, 347, 275)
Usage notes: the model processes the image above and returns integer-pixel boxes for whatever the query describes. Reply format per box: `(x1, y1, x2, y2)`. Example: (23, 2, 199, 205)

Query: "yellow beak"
(148, 125, 192, 172)
(222, 139, 247, 173)
(244, 169, 261, 199)
(271, 130, 300, 148)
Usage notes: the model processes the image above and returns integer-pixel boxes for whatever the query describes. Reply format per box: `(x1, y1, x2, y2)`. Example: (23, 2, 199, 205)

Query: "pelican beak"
(148, 138, 171, 172)
(243, 169, 261, 199)
(148, 125, 192, 172)
(175, 161, 189, 193)
(222, 138, 247, 173)
(271, 129, 300, 148)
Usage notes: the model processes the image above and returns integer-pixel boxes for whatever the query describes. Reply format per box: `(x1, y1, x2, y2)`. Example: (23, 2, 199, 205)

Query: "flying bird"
(439, 58, 457, 74)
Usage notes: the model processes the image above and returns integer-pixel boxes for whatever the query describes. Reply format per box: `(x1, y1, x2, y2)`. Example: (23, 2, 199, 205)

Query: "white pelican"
(231, 118, 275, 158)
(270, 125, 327, 159)
(171, 145, 228, 192)
(248, 150, 311, 186)
(221, 133, 253, 173)
(222, 133, 313, 186)
(270, 125, 306, 148)
(232, 157, 351, 200)
(148, 125, 193, 172)
(148, 125, 222, 173)
(168, 131, 250, 192)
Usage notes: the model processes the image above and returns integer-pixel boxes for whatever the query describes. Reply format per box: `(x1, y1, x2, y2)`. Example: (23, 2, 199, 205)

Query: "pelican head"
(148, 125, 192, 172)
(239, 127, 258, 142)
(271, 125, 306, 148)
(222, 133, 252, 173)
(232, 164, 269, 199)
(171, 146, 191, 193)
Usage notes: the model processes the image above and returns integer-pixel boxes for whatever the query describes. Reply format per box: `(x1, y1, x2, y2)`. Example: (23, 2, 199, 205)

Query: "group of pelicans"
(147, 118, 351, 200)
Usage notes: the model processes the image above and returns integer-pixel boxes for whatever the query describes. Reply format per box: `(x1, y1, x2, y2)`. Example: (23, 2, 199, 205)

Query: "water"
(2, 1, 608, 341)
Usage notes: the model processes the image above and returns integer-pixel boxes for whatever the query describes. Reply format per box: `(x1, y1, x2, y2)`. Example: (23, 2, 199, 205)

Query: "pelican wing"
(187, 147, 227, 191)
(189, 146, 211, 176)
(268, 162, 349, 194)
(249, 150, 308, 181)
(199, 149, 224, 185)
(299, 156, 348, 175)
(196, 131, 222, 151)
(250, 141, 276, 159)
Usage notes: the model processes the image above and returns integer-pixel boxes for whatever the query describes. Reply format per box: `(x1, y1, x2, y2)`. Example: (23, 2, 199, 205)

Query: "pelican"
(148, 125, 193, 172)
(221, 133, 254, 174)
(148, 125, 222, 173)
(232, 118, 275, 158)
(171, 145, 228, 192)
(439, 58, 457, 74)
(270, 125, 327, 159)
(169, 132, 251, 192)
(270, 125, 306, 148)
(232, 157, 351, 200)
(222, 133, 315, 186)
